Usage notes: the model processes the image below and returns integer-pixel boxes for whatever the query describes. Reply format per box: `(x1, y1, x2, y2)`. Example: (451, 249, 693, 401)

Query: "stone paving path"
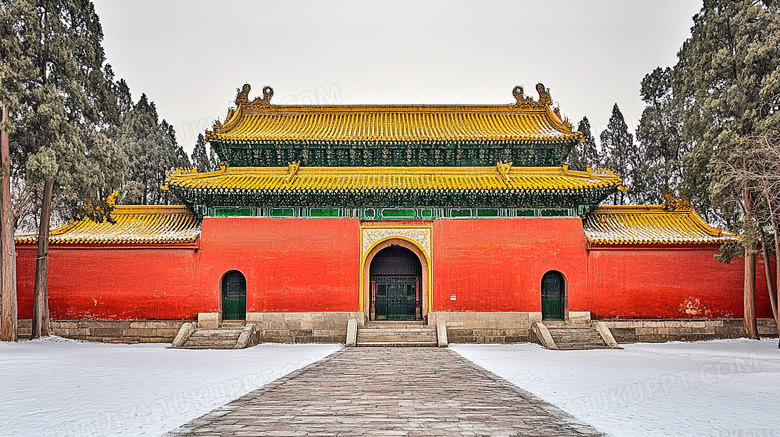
(168, 347, 603, 436)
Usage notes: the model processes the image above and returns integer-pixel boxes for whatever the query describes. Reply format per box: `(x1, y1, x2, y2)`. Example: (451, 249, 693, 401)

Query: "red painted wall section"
(197, 218, 360, 313)
(16, 246, 200, 320)
(432, 218, 588, 312)
(14, 216, 775, 321)
(585, 247, 774, 319)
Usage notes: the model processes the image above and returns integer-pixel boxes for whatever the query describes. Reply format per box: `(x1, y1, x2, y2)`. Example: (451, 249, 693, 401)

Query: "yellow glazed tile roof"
(583, 205, 731, 245)
(15, 206, 201, 245)
(205, 84, 581, 144)
(164, 165, 622, 193)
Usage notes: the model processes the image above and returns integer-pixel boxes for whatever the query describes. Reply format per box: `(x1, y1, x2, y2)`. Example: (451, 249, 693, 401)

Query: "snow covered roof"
(583, 205, 731, 246)
(15, 206, 201, 245)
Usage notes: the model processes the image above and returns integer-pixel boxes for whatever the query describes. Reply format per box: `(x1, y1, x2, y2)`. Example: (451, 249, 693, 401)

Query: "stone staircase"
(170, 320, 258, 349)
(532, 321, 621, 350)
(354, 321, 438, 347)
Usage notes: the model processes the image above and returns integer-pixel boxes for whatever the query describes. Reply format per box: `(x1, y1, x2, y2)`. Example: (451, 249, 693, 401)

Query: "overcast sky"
(92, 0, 702, 155)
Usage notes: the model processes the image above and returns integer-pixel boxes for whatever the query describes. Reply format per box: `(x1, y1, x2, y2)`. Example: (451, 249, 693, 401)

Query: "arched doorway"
(222, 271, 246, 320)
(541, 271, 565, 320)
(369, 245, 422, 321)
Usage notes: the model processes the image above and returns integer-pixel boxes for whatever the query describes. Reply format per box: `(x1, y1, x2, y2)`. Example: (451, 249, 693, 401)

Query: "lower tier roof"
(163, 165, 622, 211)
(14, 206, 201, 245)
(14, 204, 729, 247)
(583, 205, 731, 245)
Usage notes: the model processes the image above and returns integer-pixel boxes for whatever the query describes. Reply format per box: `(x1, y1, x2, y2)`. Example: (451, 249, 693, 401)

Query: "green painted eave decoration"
(171, 185, 616, 218)
(211, 139, 578, 168)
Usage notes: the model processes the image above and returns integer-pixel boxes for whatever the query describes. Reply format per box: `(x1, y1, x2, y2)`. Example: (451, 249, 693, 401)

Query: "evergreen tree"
(191, 134, 212, 172)
(599, 104, 641, 205)
(677, 0, 780, 223)
(674, 0, 780, 338)
(115, 79, 133, 115)
(208, 144, 220, 170)
(162, 119, 190, 170)
(0, 0, 125, 338)
(118, 94, 190, 205)
(635, 67, 690, 205)
(568, 117, 600, 172)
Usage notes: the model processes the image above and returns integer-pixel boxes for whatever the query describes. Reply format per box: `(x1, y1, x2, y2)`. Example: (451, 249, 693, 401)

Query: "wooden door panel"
(541, 272, 564, 320)
(222, 272, 246, 320)
(372, 275, 419, 321)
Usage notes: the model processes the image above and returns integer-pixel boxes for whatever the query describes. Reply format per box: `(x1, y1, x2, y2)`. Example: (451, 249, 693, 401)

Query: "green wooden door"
(222, 271, 246, 320)
(541, 271, 564, 320)
(374, 275, 418, 321)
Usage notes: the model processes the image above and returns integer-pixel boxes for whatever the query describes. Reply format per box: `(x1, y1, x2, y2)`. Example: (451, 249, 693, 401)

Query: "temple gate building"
(14, 84, 776, 346)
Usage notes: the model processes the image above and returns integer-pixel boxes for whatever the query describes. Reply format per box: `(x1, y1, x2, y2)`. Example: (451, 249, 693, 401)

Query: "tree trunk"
(758, 227, 777, 320)
(743, 248, 758, 339)
(31, 179, 53, 338)
(0, 104, 16, 342)
(770, 210, 780, 347)
(776, 227, 780, 348)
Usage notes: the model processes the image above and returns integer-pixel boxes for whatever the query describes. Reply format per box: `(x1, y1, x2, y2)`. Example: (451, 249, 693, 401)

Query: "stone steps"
(190, 330, 243, 338)
(363, 321, 429, 329)
(548, 325, 607, 350)
(533, 321, 621, 350)
(356, 321, 438, 347)
(356, 341, 439, 347)
(171, 322, 258, 349)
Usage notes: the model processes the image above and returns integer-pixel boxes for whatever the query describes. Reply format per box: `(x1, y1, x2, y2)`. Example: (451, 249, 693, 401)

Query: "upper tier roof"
(583, 205, 731, 246)
(206, 83, 581, 146)
(15, 206, 201, 245)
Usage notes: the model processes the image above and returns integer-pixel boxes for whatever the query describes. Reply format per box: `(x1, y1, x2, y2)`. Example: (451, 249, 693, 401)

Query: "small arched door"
(541, 271, 565, 320)
(222, 271, 246, 320)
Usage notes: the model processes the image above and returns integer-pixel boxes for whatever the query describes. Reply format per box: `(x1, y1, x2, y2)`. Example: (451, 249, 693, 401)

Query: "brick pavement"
(167, 347, 604, 436)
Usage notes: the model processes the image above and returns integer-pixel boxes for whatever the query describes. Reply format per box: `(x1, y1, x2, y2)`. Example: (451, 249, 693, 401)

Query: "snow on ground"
(3, 337, 778, 437)
(452, 339, 780, 437)
(0, 337, 340, 437)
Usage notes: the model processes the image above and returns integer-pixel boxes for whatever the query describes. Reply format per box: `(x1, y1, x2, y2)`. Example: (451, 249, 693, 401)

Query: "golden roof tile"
(15, 206, 201, 245)
(164, 165, 622, 193)
(583, 205, 732, 246)
(206, 84, 580, 144)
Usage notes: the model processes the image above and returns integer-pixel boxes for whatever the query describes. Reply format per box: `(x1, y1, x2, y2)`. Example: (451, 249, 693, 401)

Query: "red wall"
(14, 217, 775, 321)
(585, 247, 774, 319)
(16, 245, 200, 320)
(432, 218, 588, 312)
(196, 218, 360, 313)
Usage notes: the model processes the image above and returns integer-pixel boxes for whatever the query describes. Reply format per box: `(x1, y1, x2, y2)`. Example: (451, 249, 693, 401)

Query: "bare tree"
(721, 131, 780, 345)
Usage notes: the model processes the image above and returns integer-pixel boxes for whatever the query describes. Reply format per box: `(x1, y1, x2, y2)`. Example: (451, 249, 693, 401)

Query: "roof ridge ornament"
(235, 83, 274, 109)
(552, 107, 574, 133)
(589, 167, 615, 177)
(535, 83, 552, 106)
(286, 161, 300, 182)
(496, 161, 512, 182)
(162, 167, 197, 191)
(107, 190, 118, 207)
(512, 83, 552, 109)
(663, 192, 692, 211)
